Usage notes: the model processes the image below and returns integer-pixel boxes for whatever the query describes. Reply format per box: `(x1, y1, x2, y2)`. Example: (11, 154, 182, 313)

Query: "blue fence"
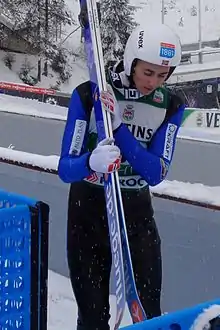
(0, 189, 49, 330)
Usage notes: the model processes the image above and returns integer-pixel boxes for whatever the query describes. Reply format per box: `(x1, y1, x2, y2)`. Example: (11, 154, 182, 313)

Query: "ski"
(79, 0, 125, 328)
(78, 0, 147, 327)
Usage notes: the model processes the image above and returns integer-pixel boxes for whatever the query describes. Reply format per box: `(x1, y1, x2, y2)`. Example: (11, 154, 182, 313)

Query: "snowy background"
(1, 0, 220, 92)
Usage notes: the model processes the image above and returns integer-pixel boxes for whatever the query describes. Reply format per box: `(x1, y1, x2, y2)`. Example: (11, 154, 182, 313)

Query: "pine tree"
(100, 0, 137, 66)
(190, 5, 197, 16)
(0, 0, 74, 81)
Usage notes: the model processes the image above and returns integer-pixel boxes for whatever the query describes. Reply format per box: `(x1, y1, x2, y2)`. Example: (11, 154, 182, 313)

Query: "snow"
(167, 56, 220, 83)
(0, 53, 27, 85)
(0, 147, 59, 171)
(178, 127, 220, 144)
(0, 93, 67, 121)
(48, 272, 220, 330)
(151, 180, 220, 207)
(0, 48, 89, 94)
(175, 56, 220, 75)
(48, 270, 132, 330)
(48, 271, 77, 330)
(190, 305, 220, 330)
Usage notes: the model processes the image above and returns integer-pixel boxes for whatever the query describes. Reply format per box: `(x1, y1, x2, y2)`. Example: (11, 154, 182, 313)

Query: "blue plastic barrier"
(0, 189, 49, 330)
(122, 299, 220, 330)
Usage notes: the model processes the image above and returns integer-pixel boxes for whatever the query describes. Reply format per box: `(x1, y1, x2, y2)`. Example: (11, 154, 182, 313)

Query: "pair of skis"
(79, 0, 146, 329)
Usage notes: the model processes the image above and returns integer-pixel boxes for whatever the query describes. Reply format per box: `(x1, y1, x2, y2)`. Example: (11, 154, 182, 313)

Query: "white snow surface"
(0, 93, 67, 121)
(190, 305, 220, 330)
(48, 271, 133, 330)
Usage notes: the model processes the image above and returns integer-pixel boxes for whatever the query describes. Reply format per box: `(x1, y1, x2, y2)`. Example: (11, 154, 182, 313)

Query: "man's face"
(132, 60, 170, 95)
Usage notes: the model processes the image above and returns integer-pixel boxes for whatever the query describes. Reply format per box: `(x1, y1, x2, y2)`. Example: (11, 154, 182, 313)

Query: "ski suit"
(58, 61, 185, 330)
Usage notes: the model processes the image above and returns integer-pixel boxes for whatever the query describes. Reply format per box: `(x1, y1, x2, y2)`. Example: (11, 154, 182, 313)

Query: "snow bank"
(0, 147, 220, 209)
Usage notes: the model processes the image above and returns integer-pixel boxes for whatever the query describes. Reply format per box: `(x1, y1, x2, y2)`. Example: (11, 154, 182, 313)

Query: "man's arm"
(58, 83, 93, 183)
(113, 104, 185, 186)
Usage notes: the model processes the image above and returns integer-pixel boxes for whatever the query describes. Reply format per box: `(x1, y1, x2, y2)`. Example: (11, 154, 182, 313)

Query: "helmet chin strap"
(165, 66, 176, 80)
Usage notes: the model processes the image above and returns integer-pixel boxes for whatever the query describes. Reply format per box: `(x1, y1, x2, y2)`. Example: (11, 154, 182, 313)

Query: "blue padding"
(0, 204, 31, 330)
(0, 189, 37, 208)
(121, 299, 220, 330)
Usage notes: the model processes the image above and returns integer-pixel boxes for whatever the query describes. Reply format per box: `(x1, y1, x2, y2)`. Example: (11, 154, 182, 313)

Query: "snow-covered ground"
(0, 93, 67, 121)
(48, 270, 132, 330)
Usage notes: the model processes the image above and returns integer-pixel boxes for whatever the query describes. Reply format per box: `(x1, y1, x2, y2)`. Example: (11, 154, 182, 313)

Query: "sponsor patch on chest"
(123, 104, 134, 121)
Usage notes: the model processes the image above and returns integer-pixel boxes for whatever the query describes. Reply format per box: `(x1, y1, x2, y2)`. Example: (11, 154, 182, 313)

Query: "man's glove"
(89, 137, 121, 173)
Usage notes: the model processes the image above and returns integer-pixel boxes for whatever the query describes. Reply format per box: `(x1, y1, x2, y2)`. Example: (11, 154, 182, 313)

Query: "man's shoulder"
(74, 80, 92, 95)
(161, 86, 185, 120)
(71, 81, 94, 116)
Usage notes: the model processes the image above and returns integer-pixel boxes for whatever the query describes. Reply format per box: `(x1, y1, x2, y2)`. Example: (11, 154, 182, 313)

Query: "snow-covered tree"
(100, 0, 137, 66)
(178, 16, 184, 27)
(167, 0, 176, 10)
(190, 5, 197, 16)
(0, 0, 75, 81)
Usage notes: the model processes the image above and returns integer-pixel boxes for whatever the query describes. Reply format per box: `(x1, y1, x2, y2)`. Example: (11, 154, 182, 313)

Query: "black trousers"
(67, 181, 162, 330)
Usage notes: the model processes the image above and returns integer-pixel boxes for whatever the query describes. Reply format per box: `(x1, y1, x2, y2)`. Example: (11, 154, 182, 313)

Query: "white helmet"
(124, 23, 182, 76)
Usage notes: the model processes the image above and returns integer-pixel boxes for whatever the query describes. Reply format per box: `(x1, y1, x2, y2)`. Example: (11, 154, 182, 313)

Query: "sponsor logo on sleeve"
(69, 120, 87, 155)
(160, 158, 169, 180)
(163, 123, 177, 161)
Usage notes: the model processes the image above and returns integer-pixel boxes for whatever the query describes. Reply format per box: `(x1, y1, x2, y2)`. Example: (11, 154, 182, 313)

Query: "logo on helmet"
(160, 158, 169, 180)
(138, 30, 144, 49)
(160, 42, 176, 59)
(162, 60, 169, 66)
